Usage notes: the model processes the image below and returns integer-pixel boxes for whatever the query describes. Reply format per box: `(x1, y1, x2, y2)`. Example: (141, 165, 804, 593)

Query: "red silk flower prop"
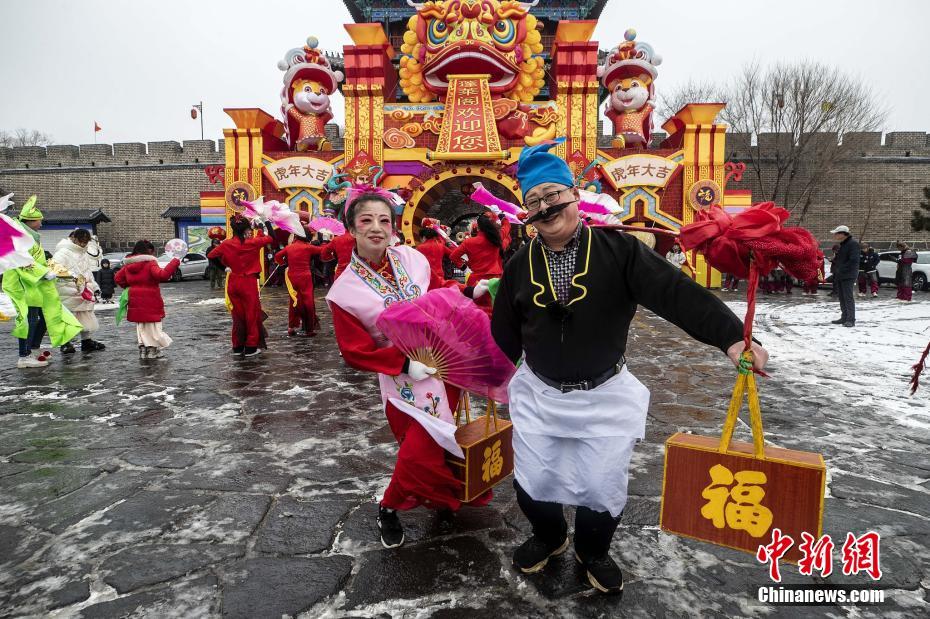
(911, 341, 930, 395)
(376, 287, 516, 403)
(678, 202, 821, 282)
(679, 202, 821, 370)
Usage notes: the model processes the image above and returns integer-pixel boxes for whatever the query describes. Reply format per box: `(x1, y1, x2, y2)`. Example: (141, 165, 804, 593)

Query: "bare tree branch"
(719, 60, 886, 213)
(656, 79, 725, 125)
(0, 128, 54, 147)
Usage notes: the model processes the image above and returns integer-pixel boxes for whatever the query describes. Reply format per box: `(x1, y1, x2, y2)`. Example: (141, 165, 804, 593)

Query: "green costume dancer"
(2, 196, 83, 368)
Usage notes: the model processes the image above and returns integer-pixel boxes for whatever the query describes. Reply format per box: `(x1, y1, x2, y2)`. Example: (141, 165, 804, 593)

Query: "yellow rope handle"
(718, 373, 746, 454)
(484, 399, 500, 436)
(455, 392, 473, 426)
(746, 372, 765, 459)
(718, 351, 766, 459)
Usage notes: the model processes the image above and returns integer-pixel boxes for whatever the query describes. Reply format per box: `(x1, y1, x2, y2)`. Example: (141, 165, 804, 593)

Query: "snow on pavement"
(726, 295, 930, 431)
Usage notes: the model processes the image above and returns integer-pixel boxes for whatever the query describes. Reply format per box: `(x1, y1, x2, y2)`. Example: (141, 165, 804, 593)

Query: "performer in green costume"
(1, 196, 83, 368)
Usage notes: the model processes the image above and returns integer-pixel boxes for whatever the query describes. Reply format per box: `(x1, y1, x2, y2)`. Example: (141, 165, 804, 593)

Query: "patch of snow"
(725, 298, 930, 431)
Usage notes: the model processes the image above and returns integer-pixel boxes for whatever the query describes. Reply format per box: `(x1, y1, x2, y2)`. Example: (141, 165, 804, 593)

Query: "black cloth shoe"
(60, 342, 76, 354)
(576, 552, 624, 595)
(377, 505, 405, 549)
(243, 346, 260, 357)
(232, 346, 245, 355)
(830, 318, 845, 325)
(437, 508, 455, 533)
(81, 339, 105, 352)
(843, 322, 855, 328)
(513, 534, 569, 574)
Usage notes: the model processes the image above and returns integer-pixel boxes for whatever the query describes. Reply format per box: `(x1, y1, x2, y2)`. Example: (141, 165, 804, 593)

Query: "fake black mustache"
(525, 201, 572, 225)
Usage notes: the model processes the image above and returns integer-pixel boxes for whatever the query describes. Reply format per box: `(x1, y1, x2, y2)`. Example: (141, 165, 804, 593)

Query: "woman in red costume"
(207, 216, 274, 357)
(450, 212, 508, 287)
(450, 212, 507, 311)
(415, 223, 454, 290)
(274, 229, 323, 336)
(326, 193, 490, 549)
(320, 231, 355, 278)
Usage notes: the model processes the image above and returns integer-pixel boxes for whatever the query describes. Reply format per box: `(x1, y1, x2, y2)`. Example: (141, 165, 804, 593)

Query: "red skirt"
(287, 271, 320, 335)
(380, 385, 493, 512)
(228, 273, 267, 348)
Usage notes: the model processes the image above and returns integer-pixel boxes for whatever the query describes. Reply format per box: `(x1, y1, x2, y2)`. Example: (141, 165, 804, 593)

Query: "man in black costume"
(491, 139, 769, 595)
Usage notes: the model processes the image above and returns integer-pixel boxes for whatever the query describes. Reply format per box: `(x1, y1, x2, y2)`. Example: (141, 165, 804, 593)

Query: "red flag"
(94, 122, 102, 132)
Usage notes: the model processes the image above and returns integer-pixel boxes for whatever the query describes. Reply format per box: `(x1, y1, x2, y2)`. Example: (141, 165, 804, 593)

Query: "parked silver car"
(877, 250, 929, 291)
(157, 253, 210, 282)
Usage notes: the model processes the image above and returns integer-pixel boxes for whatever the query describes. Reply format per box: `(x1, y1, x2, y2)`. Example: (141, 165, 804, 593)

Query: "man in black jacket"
(491, 140, 768, 596)
(829, 225, 860, 327)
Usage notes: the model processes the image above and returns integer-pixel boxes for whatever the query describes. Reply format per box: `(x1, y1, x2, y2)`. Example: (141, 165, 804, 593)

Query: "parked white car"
(157, 253, 210, 282)
(876, 250, 930, 291)
(96, 252, 128, 271)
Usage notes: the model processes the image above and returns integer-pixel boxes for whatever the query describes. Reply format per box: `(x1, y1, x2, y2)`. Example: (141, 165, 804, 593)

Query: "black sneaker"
(60, 342, 76, 354)
(843, 322, 855, 328)
(243, 347, 260, 357)
(377, 505, 405, 549)
(830, 318, 845, 325)
(81, 339, 105, 352)
(576, 552, 624, 595)
(437, 508, 455, 533)
(232, 346, 245, 356)
(513, 534, 569, 574)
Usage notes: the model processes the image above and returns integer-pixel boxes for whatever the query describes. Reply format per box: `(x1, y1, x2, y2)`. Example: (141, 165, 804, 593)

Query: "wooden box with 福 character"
(445, 394, 514, 503)
(659, 358, 826, 563)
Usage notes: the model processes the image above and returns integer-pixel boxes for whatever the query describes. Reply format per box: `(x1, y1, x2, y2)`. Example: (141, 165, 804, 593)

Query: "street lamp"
(190, 102, 204, 140)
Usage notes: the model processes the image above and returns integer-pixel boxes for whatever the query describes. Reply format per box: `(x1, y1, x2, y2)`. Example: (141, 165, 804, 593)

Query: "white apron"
(326, 247, 463, 458)
(507, 362, 650, 516)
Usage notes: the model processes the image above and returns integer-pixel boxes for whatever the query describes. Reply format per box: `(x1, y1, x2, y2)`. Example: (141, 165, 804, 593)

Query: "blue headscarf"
(516, 137, 575, 196)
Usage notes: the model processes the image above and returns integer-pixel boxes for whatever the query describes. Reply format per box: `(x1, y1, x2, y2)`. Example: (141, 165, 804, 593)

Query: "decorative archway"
(401, 166, 522, 245)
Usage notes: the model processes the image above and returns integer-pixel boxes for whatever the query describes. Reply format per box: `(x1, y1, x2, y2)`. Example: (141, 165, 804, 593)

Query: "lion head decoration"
(278, 36, 345, 151)
(400, 0, 545, 103)
(597, 29, 662, 149)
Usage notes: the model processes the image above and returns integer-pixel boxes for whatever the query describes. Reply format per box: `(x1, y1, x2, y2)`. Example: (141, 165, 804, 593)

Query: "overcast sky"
(2, 0, 928, 146)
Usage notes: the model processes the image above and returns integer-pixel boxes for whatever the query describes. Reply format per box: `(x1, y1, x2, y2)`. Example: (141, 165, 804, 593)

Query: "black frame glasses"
(524, 187, 573, 212)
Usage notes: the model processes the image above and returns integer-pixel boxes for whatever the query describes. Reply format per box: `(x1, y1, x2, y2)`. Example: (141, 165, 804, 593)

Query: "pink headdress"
(344, 165, 406, 216)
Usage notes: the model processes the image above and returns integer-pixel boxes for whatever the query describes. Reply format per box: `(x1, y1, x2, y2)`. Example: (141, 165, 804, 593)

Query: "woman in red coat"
(114, 240, 180, 359)
(207, 216, 274, 357)
(415, 226, 454, 290)
(450, 212, 507, 313)
(450, 212, 506, 287)
(320, 232, 355, 279)
(274, 230, 323, 336)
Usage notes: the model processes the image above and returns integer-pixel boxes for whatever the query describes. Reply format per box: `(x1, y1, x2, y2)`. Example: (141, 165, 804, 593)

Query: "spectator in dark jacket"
(94, 259, 117, 303)
(829, 225, 860, 327)
(857, 243, 880, 297)
(206, 239, 224, 289)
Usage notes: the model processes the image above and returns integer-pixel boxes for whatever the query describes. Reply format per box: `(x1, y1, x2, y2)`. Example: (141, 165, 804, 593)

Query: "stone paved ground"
(0, 281, 927, 618)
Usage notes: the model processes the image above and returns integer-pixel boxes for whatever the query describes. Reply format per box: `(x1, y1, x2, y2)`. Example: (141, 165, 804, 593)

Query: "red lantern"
(190, 108, 198, 119)
(208, 226, 226, 240)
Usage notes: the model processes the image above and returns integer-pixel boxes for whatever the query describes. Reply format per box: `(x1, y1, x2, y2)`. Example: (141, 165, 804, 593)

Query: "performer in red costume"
(415, 224, 454, 289)
(450, 212, 508, 312)
(326, 192, 491, 549)
(450, 212, 508, 286)
(207, 216, 274, 357)
(274, 229, 323, 336)
(321, 231, 355, 278)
